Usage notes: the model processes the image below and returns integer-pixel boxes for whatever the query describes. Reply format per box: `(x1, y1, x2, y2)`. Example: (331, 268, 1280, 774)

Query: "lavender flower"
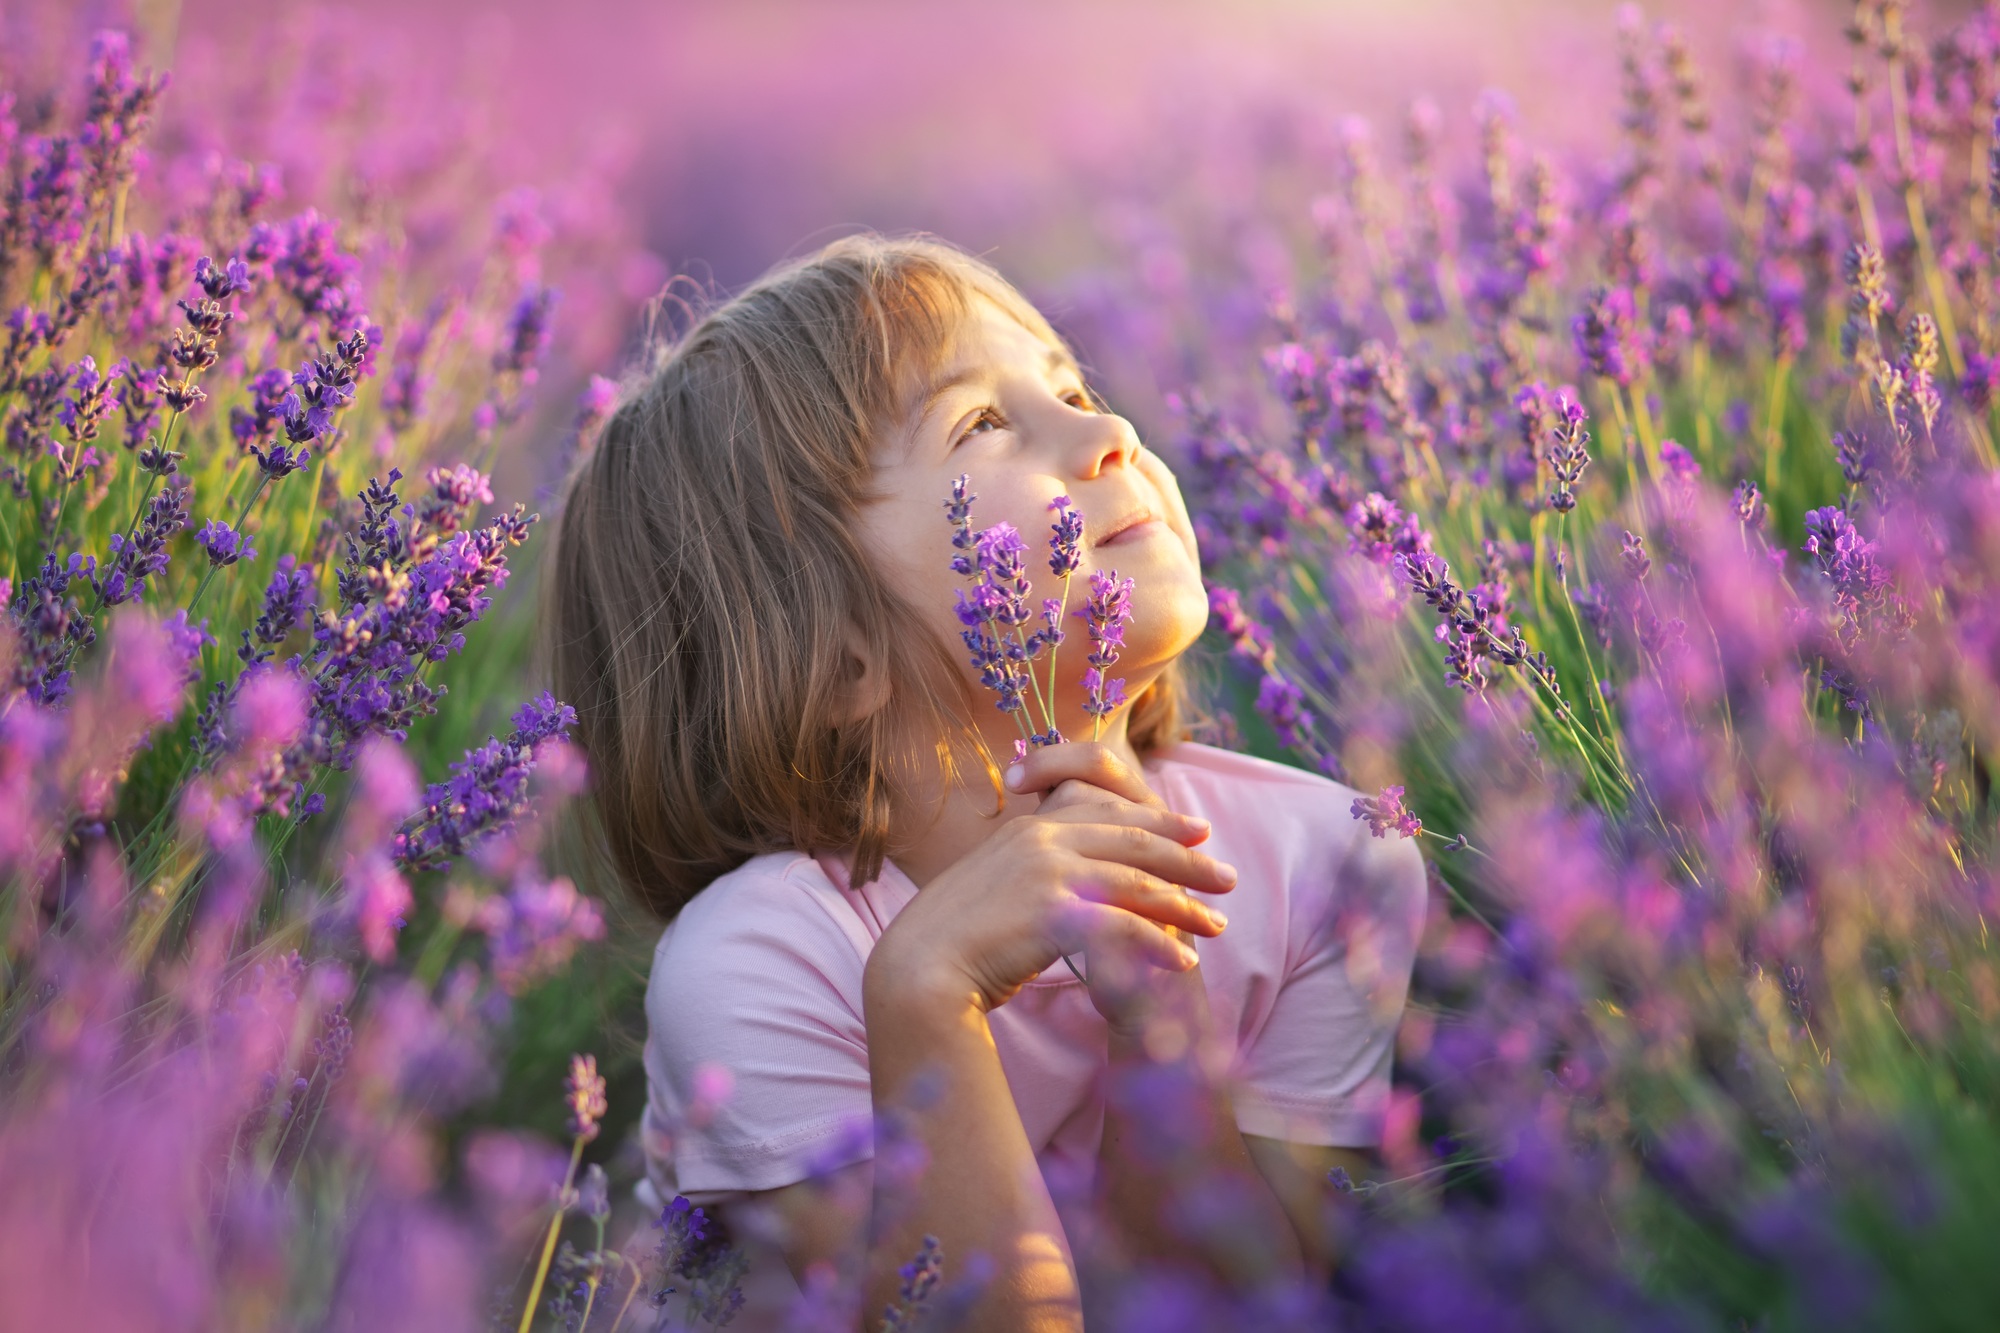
(393, 692, 578, 872)
(1080, 567, 1134, 736)
(1048, 493, 1083, 577)
(1547, 395, 1592, 514)
(93, 476, 191, 606)
(1621, 530, 1651, 582)
(565, 1054, 608, 1143)
(461, 872, 606, 996)
(881, 1235, 944, 1332)
(194, 518, 255, 567)
(1352, 785, 1422, 839)
(944, 476, 1105, 749)
(1573, 284, 1647, 386)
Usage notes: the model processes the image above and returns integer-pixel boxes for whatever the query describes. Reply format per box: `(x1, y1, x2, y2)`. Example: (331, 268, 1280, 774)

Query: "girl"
(546, 235, 1426, 1330)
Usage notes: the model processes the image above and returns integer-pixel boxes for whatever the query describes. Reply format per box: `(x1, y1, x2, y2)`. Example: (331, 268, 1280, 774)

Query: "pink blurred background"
(64, 0, 1870, 278)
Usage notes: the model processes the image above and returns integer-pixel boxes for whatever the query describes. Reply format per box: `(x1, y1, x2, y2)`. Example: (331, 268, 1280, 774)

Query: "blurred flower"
(564, 1054, 607, 1143)
(1352, 785, 1422, 839)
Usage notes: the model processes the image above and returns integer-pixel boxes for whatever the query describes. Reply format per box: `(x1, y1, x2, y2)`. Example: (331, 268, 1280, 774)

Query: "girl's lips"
(1100, 517, 1169, 547)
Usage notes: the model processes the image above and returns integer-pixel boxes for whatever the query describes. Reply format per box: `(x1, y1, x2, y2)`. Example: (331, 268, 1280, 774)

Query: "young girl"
(545, 235, 1426, 1329)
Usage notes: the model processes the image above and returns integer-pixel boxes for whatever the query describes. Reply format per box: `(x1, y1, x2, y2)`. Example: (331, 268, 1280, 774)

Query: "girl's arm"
(853, 786, 1235, 1330)
(860, 955, 1086, 1331)
(1090, 970, 1309, 1289)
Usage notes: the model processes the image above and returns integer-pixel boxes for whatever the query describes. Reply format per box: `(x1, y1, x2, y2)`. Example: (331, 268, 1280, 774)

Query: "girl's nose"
(1067, 405, 1143, 480)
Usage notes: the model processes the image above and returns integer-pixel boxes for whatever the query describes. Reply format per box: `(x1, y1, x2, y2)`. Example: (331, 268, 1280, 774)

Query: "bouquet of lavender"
(945, 474, 1137, 986)
(944, 473, 1135, 756)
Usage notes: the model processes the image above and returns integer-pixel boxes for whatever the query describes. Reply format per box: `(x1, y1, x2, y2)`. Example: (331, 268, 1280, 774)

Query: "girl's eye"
(957, 408, 1005, 443)
(1063, 390, 1095, 411)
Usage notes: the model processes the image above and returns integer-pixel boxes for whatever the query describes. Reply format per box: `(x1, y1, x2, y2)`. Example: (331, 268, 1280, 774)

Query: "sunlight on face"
(855, 296, 1209, 746)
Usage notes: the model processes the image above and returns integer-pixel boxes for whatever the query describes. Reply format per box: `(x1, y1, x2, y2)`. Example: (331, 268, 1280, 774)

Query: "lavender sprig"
(1080, 568, 1134, 743)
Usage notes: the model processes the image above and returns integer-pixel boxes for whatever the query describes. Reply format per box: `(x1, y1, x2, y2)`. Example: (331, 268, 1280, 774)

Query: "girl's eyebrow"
(909, 346, 1081, 435)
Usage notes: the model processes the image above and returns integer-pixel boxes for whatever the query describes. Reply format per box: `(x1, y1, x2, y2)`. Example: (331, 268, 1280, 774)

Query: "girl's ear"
(834, 621, 893, 726)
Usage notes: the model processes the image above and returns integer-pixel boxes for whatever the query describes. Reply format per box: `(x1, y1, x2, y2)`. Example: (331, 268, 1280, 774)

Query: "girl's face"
(857, 294, 1209, 748)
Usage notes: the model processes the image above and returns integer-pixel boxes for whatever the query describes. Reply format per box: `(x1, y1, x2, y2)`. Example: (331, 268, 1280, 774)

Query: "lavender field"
(4, 0, 2000, 1328)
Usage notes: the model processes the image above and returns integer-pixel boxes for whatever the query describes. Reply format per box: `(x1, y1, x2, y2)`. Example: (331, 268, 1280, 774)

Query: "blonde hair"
(544, 234, 1187, 921)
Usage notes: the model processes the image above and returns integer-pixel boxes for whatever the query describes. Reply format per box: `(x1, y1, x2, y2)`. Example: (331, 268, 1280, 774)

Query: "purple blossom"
(393, 691, 578, 873)
(1573, 284, 1647, 386)
(94, 477, 192, 606)
(1352, 784, 1422, 839)
(460, 872, 606, 995)
(1080, 567, 1135, 724)
(194, 518, 255, 568)
(57, 356, 120, 442)
(193, 256, 250, 301)
(1048, 493, 1083, 577)
(243, 555, 315, 664)
(1547, 394, 1592, 514)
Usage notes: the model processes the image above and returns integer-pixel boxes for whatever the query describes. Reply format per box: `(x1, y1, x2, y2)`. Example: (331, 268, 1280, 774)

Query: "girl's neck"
(885, 714, 1144, 890)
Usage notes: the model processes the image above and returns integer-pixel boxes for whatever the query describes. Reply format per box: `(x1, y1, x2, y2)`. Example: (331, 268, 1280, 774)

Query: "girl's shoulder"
(1147, 741, 1426, 945)
(651, 850, 865, 977)
(1144, 740, 1367, 829)
(1147, 740, 1419, 877)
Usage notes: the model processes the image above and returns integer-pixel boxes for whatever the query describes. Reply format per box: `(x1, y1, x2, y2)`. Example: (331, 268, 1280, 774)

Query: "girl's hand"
(1007, 742, 1225, 1039)
(866, 741, 1237, 1025)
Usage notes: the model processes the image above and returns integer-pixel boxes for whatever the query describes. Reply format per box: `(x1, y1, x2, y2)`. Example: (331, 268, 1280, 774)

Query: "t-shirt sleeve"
(1230, 814, 1428, 1148)
(641, 862, 875, 1204)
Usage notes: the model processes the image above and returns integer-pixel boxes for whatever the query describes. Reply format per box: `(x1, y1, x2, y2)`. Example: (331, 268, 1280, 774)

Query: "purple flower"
(250, 439, 310, 478)
(565, 1054, 608, 1143)
(882, 1235, 943, 1332)
(496, 285, 559, 380)
(258, 209, 362, 329)
(1048, 494, 1083, 577)
(57, 355, 120, 442)
(348, 855, 412, 964)
(1547, 394, 1592, 514)
(1080, 568, 1135, 724)
(94, 477, 191, 606)
(1658, 439, 1699, 481)
(193, 255, 250, 301)
(1352, 784, 1423, 839)
(1573, 284, 1647, 386)
(462, 872, 606, 995)
(1621, 530, 1651, 582)
(282, 325, 368, 447)
(229, 367, 294, 452)
(194, 518, 255, 568)
(393, 691, 578, 873)
(1255, 672, 1314, 748)
(242, 555, 315, 664)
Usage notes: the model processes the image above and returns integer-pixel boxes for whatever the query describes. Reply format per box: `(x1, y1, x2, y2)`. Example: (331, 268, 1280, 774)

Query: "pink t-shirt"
(640, 742, 1427, 1206)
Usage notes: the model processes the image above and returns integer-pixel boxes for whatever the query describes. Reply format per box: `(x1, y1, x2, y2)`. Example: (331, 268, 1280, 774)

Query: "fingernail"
(1216, 862, 1238, 886)
(1206, 908, 1229, 929)
(1004, 764, 1025, 791)
(1178, 943, 1200, 967)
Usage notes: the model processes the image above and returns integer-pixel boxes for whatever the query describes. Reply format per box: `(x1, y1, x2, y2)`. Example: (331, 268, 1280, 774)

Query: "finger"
(1062, 900, 1199, 971)
(1069, 861, 1230, 938)
(1005, 740, 1164, 811)
(1034, 797, 1214, 850)
(1064, 823, 1238, 899)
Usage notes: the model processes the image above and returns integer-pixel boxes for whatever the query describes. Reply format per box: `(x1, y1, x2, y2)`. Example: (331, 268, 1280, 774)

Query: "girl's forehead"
(906, 296, 1076, 401)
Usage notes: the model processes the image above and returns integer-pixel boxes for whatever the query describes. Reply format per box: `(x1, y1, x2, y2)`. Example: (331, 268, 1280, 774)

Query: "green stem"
(1761, 354, 1792, 501)
(519, 1136, 585, 1333)
(577, 1216, 607, 1330)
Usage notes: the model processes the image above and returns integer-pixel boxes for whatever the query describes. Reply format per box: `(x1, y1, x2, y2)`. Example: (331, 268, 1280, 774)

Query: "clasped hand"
(869, 740, 1237, 1044)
